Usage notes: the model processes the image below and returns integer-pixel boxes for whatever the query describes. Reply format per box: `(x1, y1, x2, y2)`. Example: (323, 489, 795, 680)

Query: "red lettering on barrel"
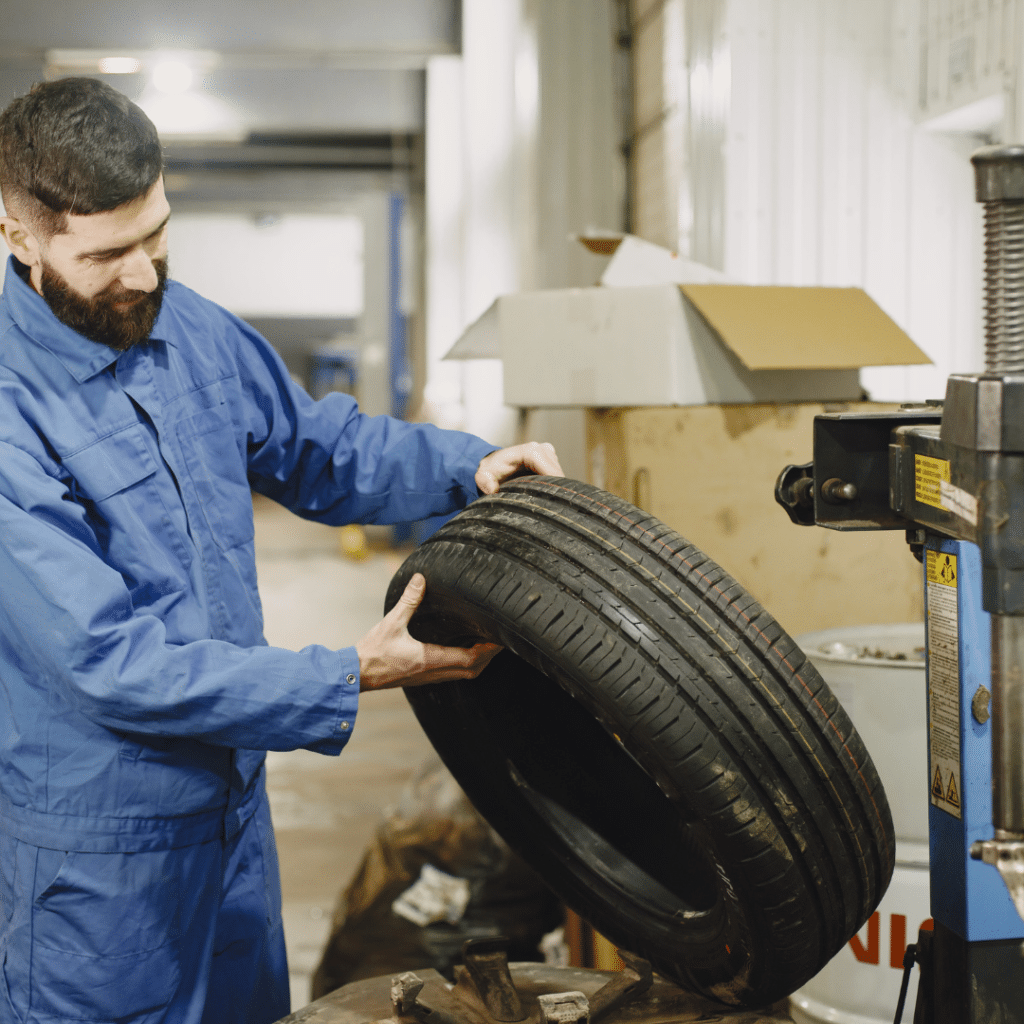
(849, 912, 880, 964)
(890, 914, 906, 968)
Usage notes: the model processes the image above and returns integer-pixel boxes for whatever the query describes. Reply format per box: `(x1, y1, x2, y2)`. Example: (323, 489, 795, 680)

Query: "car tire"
(385, 477, 895, 1008)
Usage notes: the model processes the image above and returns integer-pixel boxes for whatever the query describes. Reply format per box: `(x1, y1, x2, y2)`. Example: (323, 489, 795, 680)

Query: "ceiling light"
(98, 56, 141, 74)
(152, 60, 194, 95)
(138, 91, 243, 140)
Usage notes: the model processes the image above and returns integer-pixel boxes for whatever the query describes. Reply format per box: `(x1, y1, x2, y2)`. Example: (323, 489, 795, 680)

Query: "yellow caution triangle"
(932, 767, 944, 799)
(946, 773, 960, 808)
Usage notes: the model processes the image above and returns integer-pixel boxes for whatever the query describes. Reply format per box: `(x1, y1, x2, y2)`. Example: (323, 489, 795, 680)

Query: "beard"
(40, 257, 168, 352)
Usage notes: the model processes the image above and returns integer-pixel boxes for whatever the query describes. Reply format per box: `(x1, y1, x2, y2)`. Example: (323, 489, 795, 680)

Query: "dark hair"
(0, 77, 163, 237)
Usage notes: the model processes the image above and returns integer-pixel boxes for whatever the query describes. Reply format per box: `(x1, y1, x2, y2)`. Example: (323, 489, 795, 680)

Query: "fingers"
(418, 640, 503, 680)
(374, 572, 426, 635)
(356, 572, 504, 691)
(476, 441, 564, 495)
(393, 573, 426, 620)
(531, 441, 563, 476)
(471, 641, 504, 675)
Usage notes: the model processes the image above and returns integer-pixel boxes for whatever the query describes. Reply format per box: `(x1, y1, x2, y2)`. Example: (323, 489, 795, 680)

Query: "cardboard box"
(585, 402, 924, 636)
(447, 235, 930, 408)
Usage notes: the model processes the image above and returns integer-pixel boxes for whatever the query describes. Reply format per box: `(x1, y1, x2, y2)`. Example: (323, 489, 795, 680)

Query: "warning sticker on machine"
(916, 455, 951, 510)
(927, 550, 962, 820)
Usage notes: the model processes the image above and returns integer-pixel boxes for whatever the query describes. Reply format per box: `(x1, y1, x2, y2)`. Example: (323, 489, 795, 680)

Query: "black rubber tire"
(385, 477, 895, 1008)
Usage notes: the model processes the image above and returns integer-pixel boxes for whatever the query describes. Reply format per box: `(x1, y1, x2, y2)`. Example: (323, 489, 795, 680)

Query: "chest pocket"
(176, 402, 254, 551)
(62, 424, 157, 502)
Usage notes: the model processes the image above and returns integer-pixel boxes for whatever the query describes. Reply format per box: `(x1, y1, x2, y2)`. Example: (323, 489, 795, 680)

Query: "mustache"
(108, 290, 153, 311)
(108, 285, 151, 302)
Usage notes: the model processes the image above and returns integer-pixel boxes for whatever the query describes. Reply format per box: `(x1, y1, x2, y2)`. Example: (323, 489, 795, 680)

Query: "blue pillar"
(388, 192, 412, 421)
(925, 537, 1024, 941)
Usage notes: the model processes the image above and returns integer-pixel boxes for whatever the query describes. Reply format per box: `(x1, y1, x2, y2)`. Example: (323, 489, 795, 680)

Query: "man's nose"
(118, 248, 159, 293)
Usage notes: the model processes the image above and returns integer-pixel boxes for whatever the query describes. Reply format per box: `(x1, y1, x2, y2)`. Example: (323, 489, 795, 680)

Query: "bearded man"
(0, 77, 561, 1024)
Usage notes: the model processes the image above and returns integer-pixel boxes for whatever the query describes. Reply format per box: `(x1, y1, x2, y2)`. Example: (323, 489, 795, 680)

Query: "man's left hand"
(475, 442, 563, 495)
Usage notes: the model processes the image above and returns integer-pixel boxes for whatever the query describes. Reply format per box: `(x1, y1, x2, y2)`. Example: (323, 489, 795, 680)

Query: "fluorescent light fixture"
(98, 56, 141, 75)
(137, 91, 244, 140)
(47, 49, 144, 76)
(46, 48, 220, 78)
(46, 48, 242, 141)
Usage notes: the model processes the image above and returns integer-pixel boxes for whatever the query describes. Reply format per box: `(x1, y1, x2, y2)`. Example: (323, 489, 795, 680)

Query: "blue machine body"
(926, 537, 1024, 940)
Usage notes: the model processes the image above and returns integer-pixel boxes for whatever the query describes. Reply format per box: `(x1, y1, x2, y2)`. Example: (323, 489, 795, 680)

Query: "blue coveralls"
(0, 258, 496, 1024)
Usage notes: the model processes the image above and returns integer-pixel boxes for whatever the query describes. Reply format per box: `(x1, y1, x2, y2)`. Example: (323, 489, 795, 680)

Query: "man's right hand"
(355, 573, 502, 692)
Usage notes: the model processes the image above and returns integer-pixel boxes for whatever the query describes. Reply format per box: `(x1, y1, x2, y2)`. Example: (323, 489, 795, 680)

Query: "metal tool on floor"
(389, 940, 651, 1024)
(775, 144, 1024, 1024)
(277, 938, 796, 1024)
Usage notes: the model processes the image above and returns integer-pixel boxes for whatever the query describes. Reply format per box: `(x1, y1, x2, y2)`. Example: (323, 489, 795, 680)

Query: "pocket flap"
(62, 425, 158, 501)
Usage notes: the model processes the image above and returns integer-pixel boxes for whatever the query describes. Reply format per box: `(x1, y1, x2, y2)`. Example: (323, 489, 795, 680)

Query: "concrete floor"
(252, 495, 436, 1011)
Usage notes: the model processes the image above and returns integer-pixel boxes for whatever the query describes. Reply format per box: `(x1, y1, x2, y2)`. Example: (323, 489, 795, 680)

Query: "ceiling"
(0, 0, 461, 135)
(0, 0, 460, 62)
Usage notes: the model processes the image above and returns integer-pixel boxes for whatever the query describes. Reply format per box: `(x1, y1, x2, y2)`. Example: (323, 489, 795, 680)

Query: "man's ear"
(0, 216, 41, 268)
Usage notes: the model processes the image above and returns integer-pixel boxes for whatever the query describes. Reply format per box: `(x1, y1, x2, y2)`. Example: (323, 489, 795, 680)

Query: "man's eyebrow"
(81, 213, 171, 259)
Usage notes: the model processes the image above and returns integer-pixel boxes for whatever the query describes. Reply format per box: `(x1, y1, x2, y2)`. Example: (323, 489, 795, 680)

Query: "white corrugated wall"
(634, 0, 1015, 401)
(728, 0, 984, 400)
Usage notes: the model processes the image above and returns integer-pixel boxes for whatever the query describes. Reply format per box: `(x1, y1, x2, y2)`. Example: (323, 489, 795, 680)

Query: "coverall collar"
(2, 254, 173, 384)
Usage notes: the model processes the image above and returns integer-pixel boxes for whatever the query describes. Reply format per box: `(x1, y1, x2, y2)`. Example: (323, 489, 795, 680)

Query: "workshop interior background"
(0, 0, 1012, 1012)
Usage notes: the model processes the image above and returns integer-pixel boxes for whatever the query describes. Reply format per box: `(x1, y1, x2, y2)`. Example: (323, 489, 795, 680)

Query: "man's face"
(30, 178, 171, 350)
(41, 255, 168, 351)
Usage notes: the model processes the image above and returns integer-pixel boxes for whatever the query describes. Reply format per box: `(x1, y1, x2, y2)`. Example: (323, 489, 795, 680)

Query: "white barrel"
(789, 624, 931, 1024)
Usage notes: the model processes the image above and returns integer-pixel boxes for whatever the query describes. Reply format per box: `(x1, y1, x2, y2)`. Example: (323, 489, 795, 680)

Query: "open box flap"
(443, 299, 501, 360)
(586, 234, 733, 288)
(680, 284, 931, 370)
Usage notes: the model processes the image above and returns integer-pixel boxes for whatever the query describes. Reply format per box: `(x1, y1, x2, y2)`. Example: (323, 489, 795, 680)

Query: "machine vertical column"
(966, 146, 1024, 919)
(976, 146, 1024, 375)
(991, 617, 1024, 835)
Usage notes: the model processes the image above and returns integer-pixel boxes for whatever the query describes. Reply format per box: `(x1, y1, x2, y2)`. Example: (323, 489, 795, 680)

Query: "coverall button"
(340, 720, 350, 732)
(346, 673, 356, 684)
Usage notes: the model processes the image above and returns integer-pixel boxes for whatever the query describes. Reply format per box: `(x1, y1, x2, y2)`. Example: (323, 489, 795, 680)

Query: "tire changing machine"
(775, 145, 1024, 1023)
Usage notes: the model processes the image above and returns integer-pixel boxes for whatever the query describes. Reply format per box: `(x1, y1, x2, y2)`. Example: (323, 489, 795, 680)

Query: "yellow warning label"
(926, 550, 958, 588)
(946, 773, 960, 808)
(916, 455, 951, 509)
(932, 767, 943, 800)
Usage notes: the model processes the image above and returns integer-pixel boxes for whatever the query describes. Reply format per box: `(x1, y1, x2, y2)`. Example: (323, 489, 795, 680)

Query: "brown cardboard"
(681, 284, 930, 370)
(584, 402, 924, 635)
(578, 235, 624, 257)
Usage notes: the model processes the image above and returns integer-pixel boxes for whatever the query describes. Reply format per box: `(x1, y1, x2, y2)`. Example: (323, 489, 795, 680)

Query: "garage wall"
(631, 0, 993, 404)
(727, 0, 983, 402)
(632, 0, 686, 250)
(422, 1, 524, 447)
(532, 0, 625, 291)
(423, 0, 625, 469)
(918, 0, 1018, 131)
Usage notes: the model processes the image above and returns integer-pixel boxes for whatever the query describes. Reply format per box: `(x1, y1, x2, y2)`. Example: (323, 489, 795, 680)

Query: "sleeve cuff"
(305, 646, 361, 755)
